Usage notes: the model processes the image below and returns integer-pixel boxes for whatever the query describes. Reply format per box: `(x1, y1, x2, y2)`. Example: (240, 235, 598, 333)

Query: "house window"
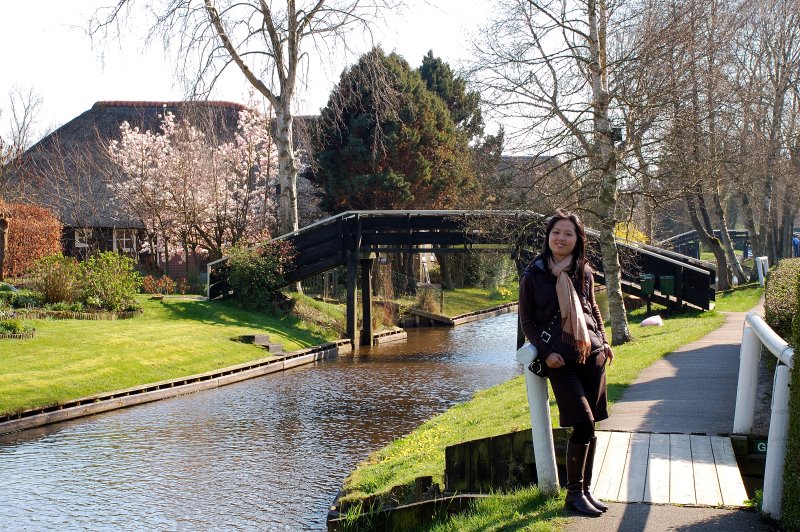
(113, 229, 136, 253)
(75, 228, 92, 248)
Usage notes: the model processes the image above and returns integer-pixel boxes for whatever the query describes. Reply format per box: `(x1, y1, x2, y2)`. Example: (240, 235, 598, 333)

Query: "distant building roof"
(9, 100, 247, 228)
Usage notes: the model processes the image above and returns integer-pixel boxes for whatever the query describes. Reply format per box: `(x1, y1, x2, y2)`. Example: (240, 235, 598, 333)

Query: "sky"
(0, 1, 493, 144)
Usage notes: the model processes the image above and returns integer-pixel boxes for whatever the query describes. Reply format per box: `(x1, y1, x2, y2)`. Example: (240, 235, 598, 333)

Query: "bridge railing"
(733, 312, 795, 520)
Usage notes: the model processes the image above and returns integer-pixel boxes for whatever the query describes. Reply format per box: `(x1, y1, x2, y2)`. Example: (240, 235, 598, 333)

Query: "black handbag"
(527, 310, 560, 378)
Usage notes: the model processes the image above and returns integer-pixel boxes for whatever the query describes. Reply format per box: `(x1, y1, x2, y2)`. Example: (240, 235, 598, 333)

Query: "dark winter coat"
(518, 254, 610, 426)
(518, 255, 607, 360)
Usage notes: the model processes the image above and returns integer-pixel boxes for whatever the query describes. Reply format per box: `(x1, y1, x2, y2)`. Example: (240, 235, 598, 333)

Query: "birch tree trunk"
(590, 0, 631, 344)
(713, 190, 746, 284)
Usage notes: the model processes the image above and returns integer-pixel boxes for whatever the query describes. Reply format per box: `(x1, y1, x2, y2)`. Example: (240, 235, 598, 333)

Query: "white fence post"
(733, 325, 761, 434)
(762, 365, 792, 520)
(516, 343, 560, 495)
(755, 256, 769, 287)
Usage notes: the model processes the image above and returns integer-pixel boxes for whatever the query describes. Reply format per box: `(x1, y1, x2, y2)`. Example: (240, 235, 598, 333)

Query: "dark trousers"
(547, 351, 609, 427)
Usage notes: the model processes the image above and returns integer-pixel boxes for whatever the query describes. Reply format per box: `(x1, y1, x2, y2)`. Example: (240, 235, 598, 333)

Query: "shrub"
(614, 222, 649, 243)
(785, 276, 800, 529)
(28, 254, 81, 304)
(414, 285, 441, 314)
(227, 240, 295, 309)
(11, 292, 43, 309)
(490, 286, 512, 300)
(142, 274, 176, 295)
(463, 254, 516, 289)
(81, 252, 142, 311)
(764, 258, 800, 340)
(0, 319, 31, 334)
(0, 283, 14, 292)
(1, 203, 62, 278)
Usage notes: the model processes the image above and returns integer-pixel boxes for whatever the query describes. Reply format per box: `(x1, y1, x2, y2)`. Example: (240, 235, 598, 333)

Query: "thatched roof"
(7, 101, 246, 228)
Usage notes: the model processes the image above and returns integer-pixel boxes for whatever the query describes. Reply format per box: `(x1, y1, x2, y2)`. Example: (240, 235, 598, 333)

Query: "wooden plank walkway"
(591, 431, 749, 507)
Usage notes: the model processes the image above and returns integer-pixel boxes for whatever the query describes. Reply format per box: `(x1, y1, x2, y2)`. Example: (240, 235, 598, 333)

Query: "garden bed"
(11, 309, 143, 321)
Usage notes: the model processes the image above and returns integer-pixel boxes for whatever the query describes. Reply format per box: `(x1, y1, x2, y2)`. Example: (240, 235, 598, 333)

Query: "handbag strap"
(539, 309, 560, 346)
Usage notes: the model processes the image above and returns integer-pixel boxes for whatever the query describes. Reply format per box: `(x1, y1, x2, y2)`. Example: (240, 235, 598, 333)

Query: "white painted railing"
(733, 312, 794, 520)
(516, 343, 559, 495)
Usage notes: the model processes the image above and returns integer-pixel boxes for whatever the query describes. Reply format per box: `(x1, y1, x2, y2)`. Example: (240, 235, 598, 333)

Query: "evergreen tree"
(418, 50, 484, 143)
(313, 48, 475, 211)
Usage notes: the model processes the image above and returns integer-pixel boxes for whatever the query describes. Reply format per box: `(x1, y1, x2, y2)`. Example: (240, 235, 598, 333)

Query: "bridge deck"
(591, 430, 749, 507)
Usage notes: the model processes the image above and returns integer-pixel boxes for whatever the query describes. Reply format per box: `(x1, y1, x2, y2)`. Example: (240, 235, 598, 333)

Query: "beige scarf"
(549, 256, 591, 363)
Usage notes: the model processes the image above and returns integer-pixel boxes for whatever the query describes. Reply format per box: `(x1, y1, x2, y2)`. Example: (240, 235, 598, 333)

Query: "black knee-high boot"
(583, 436, 609, 512)
(565, 440, 602, 516)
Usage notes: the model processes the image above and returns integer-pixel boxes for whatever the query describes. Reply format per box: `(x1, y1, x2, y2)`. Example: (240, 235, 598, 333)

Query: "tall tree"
(313, 48, 476, 211)
(418, 51, 484, 143)
(92, 0, 397, 236)
(471, 0, 633, 344)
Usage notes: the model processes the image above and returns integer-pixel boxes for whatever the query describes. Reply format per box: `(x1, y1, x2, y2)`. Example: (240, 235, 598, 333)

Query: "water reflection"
(0, 313, 521, 531)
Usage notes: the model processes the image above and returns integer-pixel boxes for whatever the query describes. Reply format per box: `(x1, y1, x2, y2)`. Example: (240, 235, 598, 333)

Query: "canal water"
(0, 312, 522, 531)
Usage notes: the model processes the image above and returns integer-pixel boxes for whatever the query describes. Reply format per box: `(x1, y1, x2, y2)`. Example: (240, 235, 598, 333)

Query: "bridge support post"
(346, 253, 358, 346)
(360, 257, 375, 346)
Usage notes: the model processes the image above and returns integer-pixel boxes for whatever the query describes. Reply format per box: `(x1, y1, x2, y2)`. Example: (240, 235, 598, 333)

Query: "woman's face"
(548, 219, 578, 261)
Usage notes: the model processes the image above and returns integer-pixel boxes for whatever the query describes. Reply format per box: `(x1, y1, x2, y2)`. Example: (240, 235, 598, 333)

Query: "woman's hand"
(546, 352, 565, 368)
(603, 342, 615, 365)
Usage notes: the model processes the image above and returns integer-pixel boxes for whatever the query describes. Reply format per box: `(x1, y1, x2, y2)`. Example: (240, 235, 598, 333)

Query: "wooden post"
(360, 256, 374, 346)
(346, 253, 358, 346)
(0, 213, 10, 282)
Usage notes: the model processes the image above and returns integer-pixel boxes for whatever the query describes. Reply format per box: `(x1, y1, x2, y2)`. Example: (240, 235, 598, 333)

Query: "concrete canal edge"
(0, 339, 354, 437)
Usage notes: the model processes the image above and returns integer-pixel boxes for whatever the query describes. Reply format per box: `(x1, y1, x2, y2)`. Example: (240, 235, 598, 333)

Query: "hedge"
(764, 258, 800, 340)
(784, 273, 800, 530)
(1, 203, 62, 279)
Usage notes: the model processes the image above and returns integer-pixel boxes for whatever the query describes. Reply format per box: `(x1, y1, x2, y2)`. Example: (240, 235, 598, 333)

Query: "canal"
(0, 312, 522, 531)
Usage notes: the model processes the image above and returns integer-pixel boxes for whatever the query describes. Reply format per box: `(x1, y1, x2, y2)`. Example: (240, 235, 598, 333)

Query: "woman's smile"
(548, 219, 578, 261)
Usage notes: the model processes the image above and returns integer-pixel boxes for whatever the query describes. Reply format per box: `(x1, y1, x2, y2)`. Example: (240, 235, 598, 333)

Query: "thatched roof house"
(6, 100, 247, 263)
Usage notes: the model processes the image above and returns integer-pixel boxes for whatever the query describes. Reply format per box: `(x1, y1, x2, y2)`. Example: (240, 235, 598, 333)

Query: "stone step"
(252, 334, 283, 353)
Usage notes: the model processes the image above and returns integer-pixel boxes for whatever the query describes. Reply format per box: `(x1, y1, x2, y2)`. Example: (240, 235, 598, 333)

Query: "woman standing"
(518, 210, 614, 517)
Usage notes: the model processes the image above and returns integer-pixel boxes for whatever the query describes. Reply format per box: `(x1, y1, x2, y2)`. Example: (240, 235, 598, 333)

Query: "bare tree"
(1, 88, 44, 200)
(741, 0, 800, 263)
(91, 0, 398, 236)
(470, 0, 633, 344)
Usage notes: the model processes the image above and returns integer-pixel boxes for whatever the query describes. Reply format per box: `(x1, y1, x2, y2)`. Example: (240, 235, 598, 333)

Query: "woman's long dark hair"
(542, 209, 589, 295)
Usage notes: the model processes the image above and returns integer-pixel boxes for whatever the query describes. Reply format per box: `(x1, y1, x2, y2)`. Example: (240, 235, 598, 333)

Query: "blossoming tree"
(108, 106, 278, 272)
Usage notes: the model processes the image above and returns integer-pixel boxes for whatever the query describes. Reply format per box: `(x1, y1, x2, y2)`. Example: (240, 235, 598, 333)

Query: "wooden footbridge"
(208, 210, 717, 345)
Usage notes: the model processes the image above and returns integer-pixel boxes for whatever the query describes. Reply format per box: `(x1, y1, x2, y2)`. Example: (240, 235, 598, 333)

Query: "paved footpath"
(567, 303, 778, 531)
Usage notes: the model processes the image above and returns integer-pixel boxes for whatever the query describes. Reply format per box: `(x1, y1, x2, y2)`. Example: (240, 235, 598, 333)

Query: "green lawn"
(0, 295, 333, 416)
(441, 285, 519, 316)
(714, 284, 764, 312)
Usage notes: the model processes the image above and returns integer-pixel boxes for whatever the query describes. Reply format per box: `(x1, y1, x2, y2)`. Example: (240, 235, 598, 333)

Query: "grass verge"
(441, 285, 519, 317)
(0, 294, 337, 416)
(713, 284, 764, 312)
(339, 302, 736, 527)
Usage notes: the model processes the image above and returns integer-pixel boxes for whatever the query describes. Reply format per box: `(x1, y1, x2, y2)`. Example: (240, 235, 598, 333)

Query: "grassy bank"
(441, 285, 518, 316)
(0, 295, 336, 416)
(340, 308, 726, 502)
(340, 286, 764, 529)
